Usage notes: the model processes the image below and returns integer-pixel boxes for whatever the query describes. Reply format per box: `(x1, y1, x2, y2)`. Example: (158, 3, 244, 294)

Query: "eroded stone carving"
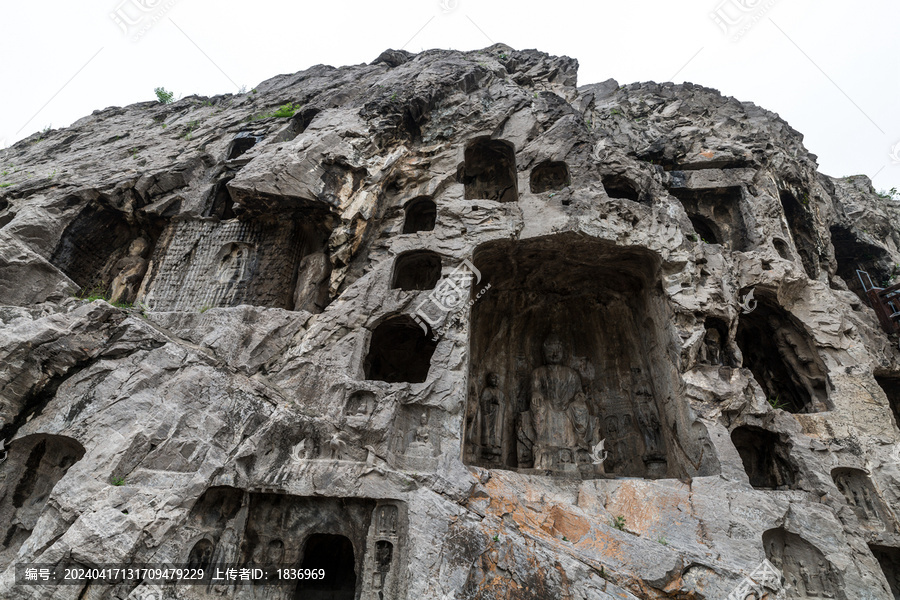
(833, 468, 889, 529)
(764, 528, 842, 599)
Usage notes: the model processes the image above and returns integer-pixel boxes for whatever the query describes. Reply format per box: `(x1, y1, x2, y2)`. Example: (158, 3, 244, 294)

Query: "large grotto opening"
(832, 467, 888, 529)
(869, 545, 900, 599)
(364, 315, 438, 383)
(459, 138, 518, 203)
(780, 189, 819, 279)
(831, 225, 893, 298)
(763, 528, 845, 599)
(0, 434, 86, 568)
(391, 250, 442, 291)
(50, 202, 164, 303)
(735, 293, 830, 413)
(530, 161, 569, 193)
(669, 187, 748, 250)
(730, 426, 797, 489)
(464, 233, 719, 479)
(402, 196, 437, 234)
(184, 489, 385, 598)
(876, 376, 900, 428)
(294, 534, 357, 600)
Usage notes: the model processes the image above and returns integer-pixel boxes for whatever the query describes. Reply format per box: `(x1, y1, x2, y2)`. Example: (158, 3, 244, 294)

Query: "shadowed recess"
(402, 196, 436, 234)
(365, 315, 437, 383)
(731, 426, 797, 489)
(459, 138, 517, 203)
(530, 161, 569, 193)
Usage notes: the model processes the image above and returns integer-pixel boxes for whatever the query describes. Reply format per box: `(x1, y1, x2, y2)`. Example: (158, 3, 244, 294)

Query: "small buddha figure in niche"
(700, 326, 723, 365)
(479, 372, 504, 463)
(527, 334, 591, 470)
(109, 237, 150, 305)
(407, 413, 431, 456)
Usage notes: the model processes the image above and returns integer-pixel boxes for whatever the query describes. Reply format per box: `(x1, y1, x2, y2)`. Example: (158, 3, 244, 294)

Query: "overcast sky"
(2, 0, 898, 192)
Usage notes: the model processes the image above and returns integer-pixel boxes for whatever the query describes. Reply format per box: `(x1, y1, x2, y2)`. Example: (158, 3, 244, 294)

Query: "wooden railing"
(864, 277, 900, 334)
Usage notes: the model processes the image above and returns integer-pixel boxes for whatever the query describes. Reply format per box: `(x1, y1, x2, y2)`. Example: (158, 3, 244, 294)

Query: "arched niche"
(730, 426, 797, 489)
(763, 528, 844, 599)
(391, 250, 442, 291)
(530, 161, 569, 193)
(832, 467, 889, 529)
(699, 316, 734, 366)
(459, 139, 518, 203)
(364, 315, 437, 383)
(779, 189, 819, 279)
(602, 174, 641, 203)
(670, 187, 748, 250)
(402, 197, 436, 234)
(464, 233, 719, 479)
(295, 534, 357, 600)
(0, 434, 86, 568)
(735, 293, 830, 413)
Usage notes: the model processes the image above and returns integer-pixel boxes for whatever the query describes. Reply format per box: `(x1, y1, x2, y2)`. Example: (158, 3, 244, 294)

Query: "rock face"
(1, 44, 900, 599)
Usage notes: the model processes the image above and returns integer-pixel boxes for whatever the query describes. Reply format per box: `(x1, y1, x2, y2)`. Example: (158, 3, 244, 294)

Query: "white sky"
(1, 0, 898, 191)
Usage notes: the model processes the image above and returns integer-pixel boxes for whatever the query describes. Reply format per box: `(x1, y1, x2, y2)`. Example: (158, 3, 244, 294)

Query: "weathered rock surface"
(1, 44, 900, 599)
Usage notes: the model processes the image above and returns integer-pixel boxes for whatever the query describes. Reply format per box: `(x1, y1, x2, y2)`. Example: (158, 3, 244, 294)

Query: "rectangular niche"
(141, 215, 331, 312)
(464, 233, 720, 480)
(669, 186, 748, 251)
(183, 488, 406, 600)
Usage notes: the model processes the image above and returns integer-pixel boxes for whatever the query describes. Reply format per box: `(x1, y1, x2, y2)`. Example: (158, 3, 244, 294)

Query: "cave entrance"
(830, 226, 892, 300)
(0, 435, 85, 569)
(464, 233, 719, 479)
(391, 250, 442, 291)
(780, 189, 819, 279)
(602, 175, 641, 203)
(364, 315, 437, 383)
(459, 139, 518, 203)
(870, 545, 900, 599)
(730, 426, 796, 489)
(402, 197, 436, 234)
(670, 187, 747, 250)
(294, 534, 357, 600)
(530, 161, 569, 193)
(735, 294, 830, 413)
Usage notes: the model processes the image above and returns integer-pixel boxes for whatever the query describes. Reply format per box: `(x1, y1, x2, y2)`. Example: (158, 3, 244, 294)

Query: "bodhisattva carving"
(109, 237, 150, 304)
(406, 413, 431, 457)
(700, 326, 723, 366)
(766, 530, 840, 598)
(769, 316, 828, 412)
(478, 372, 504, 462)
(521, 335, 595, 471)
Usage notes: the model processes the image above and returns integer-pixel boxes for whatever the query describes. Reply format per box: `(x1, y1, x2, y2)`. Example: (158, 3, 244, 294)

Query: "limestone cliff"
(1, 44, 900, 599)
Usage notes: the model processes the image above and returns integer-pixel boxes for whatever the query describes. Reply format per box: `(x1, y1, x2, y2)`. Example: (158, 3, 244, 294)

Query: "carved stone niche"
(0, 434, 86, 569)
(830, 226, 892, 301)
(458, 138, 518, 203)
(699, 316, 736, 367)
(464, 233, 720, 480)
(875, 376, 900, 430)
(602, 174, 642, 203)
(530, 161, 569, 193)
(669, 186, 748, 250)
(50, 201, 165, 303)
(182, 487, 407, 600)
(832, 468, 890, 530)
(779, 188, 819, 279)
(391, 250, 442, 291)
(735, 292, 831, 413)
(345, 390, 378, 428)
(731, 426, 798, 490)
(402, 196, 437, 234)
(870, 545, 900, 600)
(763, 528, 844, 599)
(364, 315, 438, 384)
(390, 406, 439, 471)
(141, 212, 334, 313)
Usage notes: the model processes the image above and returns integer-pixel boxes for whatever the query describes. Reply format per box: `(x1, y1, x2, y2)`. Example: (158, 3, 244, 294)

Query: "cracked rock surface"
(2, 44, 900, 599)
